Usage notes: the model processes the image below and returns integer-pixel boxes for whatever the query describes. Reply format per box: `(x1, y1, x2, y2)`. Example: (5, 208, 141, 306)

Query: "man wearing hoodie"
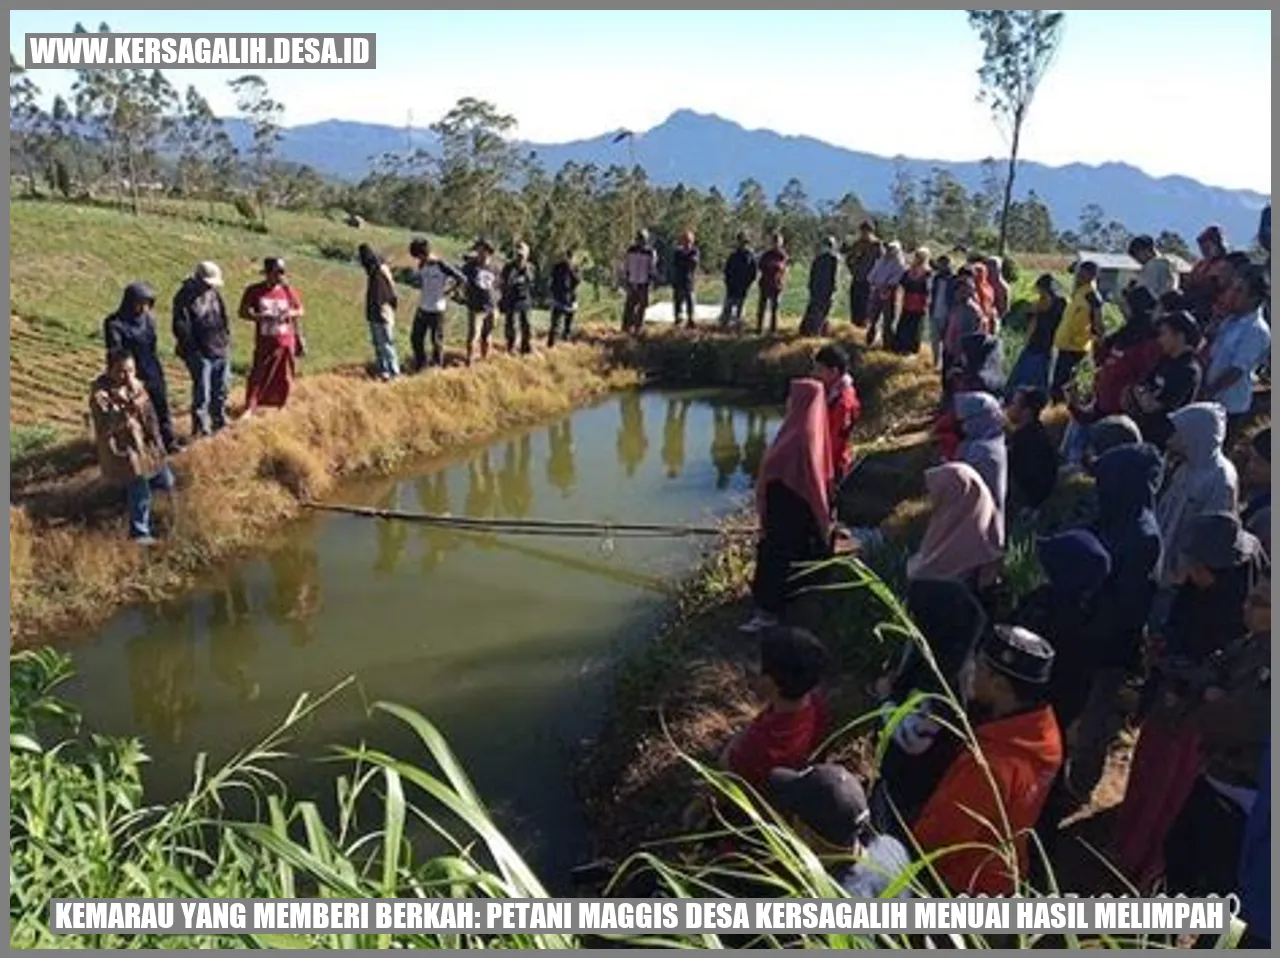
(621, 229, 658, 333)
(800, 237, 840, 336)
(103, 281, 180, 454)
(721, 231, 758, 329)
(954, 391, 1009, 519)
(172, 261, 230, 439)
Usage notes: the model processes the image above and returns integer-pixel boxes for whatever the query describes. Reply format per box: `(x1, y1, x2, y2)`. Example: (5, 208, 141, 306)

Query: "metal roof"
(1072, 251, 1194, 273)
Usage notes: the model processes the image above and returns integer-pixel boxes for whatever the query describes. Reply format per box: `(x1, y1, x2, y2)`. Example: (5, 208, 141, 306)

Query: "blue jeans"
(127, 465, 175, 539)
(185, 354, 230, 436)
(1007, 347, 1051, 395)
(369, 320, 401, 377)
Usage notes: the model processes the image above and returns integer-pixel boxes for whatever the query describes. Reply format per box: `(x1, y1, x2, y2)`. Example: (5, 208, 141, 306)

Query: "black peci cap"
(979, 625, 1055, 685)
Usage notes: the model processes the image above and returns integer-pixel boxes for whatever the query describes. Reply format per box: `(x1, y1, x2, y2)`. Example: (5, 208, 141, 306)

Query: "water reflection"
(268, 529, 321, 647)
(661, 398, 691, 479)
(616, 392, 649, 478)
(127, 602, 199, 745)
(374, 485, 410, 577)
(208, 574, 262, 704)
(415, 472, 458, 571)
(742, 409, 769, 480)
(546, 420, 576, 497)
(499, 435, 534, 519)
(466, 449, 499, 550)
(710, 406, 743, 490)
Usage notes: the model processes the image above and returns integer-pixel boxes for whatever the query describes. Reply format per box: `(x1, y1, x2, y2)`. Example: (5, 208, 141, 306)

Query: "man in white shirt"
(1205, 265, 1271, 442)
(409, 237, 464, 371)
(1128, 235, 1178, 302)
(620, 229, 658, 334)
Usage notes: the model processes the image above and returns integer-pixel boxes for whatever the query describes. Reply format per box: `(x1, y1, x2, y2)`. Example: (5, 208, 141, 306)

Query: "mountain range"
(225, 108, 1269, 247)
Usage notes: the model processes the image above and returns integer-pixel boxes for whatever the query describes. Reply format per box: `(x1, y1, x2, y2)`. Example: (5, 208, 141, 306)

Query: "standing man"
(462, 238, 499, 365)
(621, 229, 658, 333)
(172, 261, 230, 439)
(357, 243, 400, 381)
(500, 241, 536, 356)
(1128, 235, 1178, 302)
(409, 237, 464, 372)
(103, 281, 181, 453)
(670, 229, 700, 329)
(844, 220, 882, 328)
(1051, 261, 1103, 403)
(547, 247, 581, 347)
(1204, 266, 1271, 444)
(800, 237, 840, 337)
(721, 230, 758, 329)
(757, 231, 789, 335)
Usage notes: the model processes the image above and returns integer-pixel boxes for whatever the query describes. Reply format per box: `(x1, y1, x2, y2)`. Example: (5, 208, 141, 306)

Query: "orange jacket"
(911, 704, 1063, 895)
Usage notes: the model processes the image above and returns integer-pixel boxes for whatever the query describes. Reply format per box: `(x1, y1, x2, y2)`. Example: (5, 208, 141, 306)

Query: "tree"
(228, 74, 284, 223)
(171, 85, 238, 212)
(967, 9, 1065, 257)
(889, 159, 926, 250)
(1156, 229, 1193, 261)
(733, 178, 769, 241)
(1077, 203, 1105, 249)
(1004, 190, 1056, 252)
(430, 97, 522, 238)
(774, 177, 814, 251)
(924, 167, 972, 245)
(1099, 219, 1132, 254)
(10, 54, 48, 196)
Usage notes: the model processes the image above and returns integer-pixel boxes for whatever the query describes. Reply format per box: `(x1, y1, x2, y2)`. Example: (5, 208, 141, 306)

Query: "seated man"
(768, 763, 913, 898)
(721, 627, 831, 790)
(1005, 386, 1057, 515)
(909, 625, 1063, 895)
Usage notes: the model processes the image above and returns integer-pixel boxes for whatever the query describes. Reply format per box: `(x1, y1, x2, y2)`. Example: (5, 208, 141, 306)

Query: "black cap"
(979, 625, 1054, 685)
(767, 764, 870, 848)
(264, 257, 286, 274)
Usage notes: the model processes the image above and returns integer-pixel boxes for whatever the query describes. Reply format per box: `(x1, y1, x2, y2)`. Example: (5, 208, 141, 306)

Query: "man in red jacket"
(813, 344, 862, 488)
(910, 625, 1063, 895)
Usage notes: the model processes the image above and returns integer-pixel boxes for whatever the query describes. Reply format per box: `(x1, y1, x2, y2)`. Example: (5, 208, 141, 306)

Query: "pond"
(55, 388, 780, 885)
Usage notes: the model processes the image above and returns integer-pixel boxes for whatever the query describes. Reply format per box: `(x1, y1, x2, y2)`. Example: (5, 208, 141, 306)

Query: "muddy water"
(57, 389, 778, 883)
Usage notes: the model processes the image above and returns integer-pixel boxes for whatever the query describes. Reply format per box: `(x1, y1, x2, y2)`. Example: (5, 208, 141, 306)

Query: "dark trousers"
(893, 310, 924, 355)
(504, 306, 532, 355)
(1164, 775, 1247, 897)
(184, 354, 229, 436)
(850, 279, 872, 326)
(547, 307, 574, 346)
(411, 309, 445, 370)
(1051, 350, 1086, 403)
(868, 292, 896, 347)
(757, 288, 781, 334)
(622, 284, 649, 332)
(141, 373, 176, 451)
(800, 295, 832, 336)
(722, 289, 750, 326)
(672, 284, 695, 325)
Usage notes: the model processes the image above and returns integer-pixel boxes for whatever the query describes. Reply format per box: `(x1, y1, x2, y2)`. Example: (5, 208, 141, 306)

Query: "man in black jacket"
(721, 231, 758, 329)
(547, 248, 580, 347)
(800, 237, 840, 336)
(172, 260, 231, 438)
(1005, 386, 1057, 515)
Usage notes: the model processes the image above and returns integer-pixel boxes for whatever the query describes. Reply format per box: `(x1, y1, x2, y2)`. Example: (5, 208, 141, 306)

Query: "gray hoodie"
(956, 391, 1009, 521)
(1155, 402, 1239, 584)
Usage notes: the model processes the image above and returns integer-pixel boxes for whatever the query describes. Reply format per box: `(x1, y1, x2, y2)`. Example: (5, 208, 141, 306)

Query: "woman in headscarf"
(866, 240, 907, 349)
(1184, 225, 1235, 328)
(984, 256, 1010, 327)
(970, 260, 997, 333)
(871, 577, 990, 835)
(1115, 511, 1266, 890)
(954, 392, 1008, 520)
(358, 243, 400, 380)
(741, 378, 834, 633)
(1067, 443, 1164, 800)
(1155, 402, 1239, 587)
(907, 463, 1005, 603)
(892, 247, 932, 356)
(103, 282, 179, 453)
(934, 334, 1006, 461)
(239, 257, 305, 414)
(941, 266, 984, 382)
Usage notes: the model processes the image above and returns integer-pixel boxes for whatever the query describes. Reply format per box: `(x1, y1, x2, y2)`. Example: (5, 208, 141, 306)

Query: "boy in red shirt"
(722, 626, 832, 789)
(813, 344, 862, 488)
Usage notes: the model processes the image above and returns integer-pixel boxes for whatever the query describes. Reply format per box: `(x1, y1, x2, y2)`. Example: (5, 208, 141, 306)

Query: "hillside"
(225, 109, 1269, 246)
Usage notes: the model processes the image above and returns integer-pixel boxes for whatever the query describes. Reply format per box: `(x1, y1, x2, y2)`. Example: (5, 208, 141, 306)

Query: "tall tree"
(228, 74, 284, 223)
(171, 85, 238, 212)
(889, 159, 926, 250)
(967, 9, 1065, 256)
(430, 97, 522, 238)
(9, 54, 47, 196)
(774, 177, 813, 250)
(1156, 229, 1193, 261)
(733, 178, 769, 241)
(1004, 190, 1057, 252)
(1077, 203, 1105, 249)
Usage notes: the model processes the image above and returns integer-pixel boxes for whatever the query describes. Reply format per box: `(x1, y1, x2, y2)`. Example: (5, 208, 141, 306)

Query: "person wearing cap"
(720, 626, 831, 788)
(926, 255, 955, 370)
(499, 241, 536, 356)
(1051, 261, 1102, 404)
(172, 261, 231, 438)
(720, 231, 758, 330)
(1203, 265, 1271, 441)
(462, 239, 499, 365)
(799, 237, 840, 336)
(358, 243, 400, 381)
(909, 624, 1063, 896)
(409, 237, 465, 372)
(88, 349, 174, 544)
(1184, 225, 1234, 327)
(767, 764, 913, 898)
(755, 231, 789, 335)
(843, 221, 882, 328)
(669, 229, 700, 330)
(1128, 235, 1178, 302)
(239, 257, 305, 414)
(547, 247, 581, 347)
(620, 229, 658, 334)
(1126, 310, 1203, 449)
(1162, 573, 1270, 899)
(103, 281, 180, 454)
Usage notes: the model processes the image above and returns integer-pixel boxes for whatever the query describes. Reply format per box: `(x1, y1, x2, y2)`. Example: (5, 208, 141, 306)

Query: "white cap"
(195, 261, 224, 287)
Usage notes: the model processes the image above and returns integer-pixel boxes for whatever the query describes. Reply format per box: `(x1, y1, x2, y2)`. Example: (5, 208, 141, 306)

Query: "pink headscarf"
(756, 378, 833, 535)
(906, 462, 1005, 582)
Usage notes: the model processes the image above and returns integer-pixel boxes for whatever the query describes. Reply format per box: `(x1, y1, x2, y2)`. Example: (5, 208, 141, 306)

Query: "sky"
(10, 9, 1272, 194)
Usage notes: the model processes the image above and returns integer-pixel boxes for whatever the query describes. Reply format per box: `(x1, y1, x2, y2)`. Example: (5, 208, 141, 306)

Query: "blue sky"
(10, 9, 1272, 193)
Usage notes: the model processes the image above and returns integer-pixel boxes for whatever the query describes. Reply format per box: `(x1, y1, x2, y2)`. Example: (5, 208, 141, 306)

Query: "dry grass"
(10, 341, 637, 645)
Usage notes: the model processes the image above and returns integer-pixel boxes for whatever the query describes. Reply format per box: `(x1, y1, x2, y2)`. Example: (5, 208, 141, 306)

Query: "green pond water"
(56, 388, 779, 884)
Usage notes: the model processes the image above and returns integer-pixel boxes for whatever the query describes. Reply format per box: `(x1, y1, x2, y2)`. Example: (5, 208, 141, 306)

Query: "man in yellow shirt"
(1051, 260, 1103, 403)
